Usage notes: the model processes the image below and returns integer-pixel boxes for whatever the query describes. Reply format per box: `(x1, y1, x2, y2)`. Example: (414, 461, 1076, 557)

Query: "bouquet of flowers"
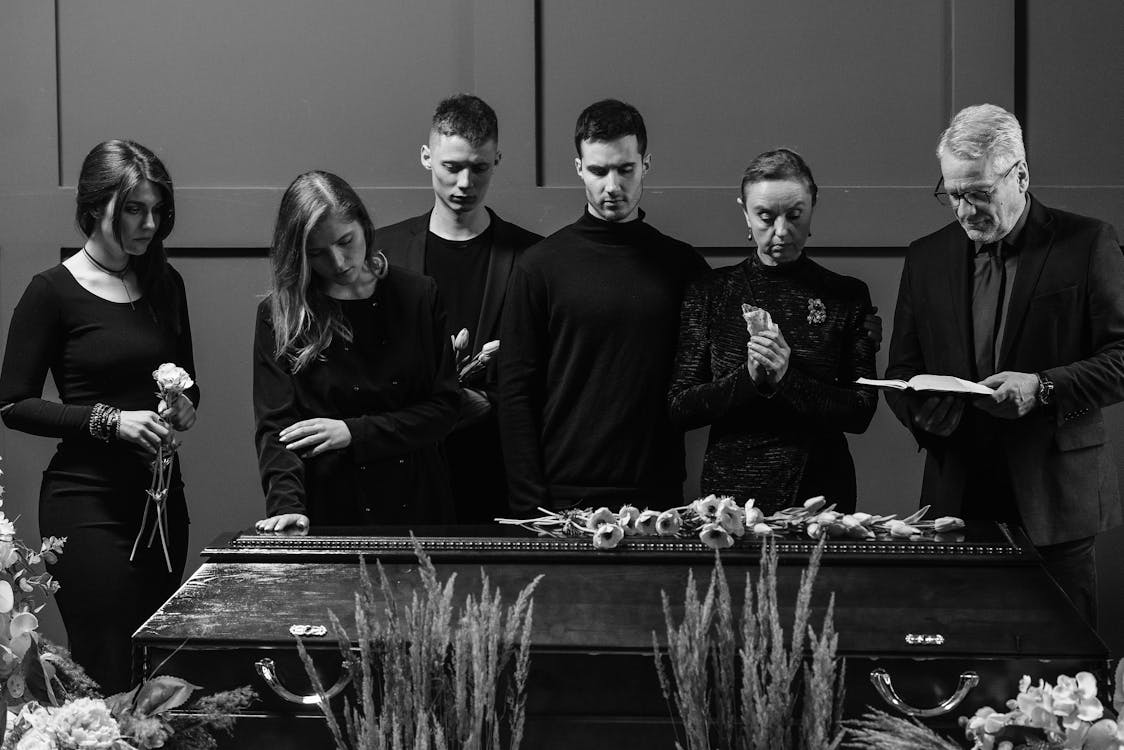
(0, 456, 68, 718)
(960, 665, 1124, 749)
(0, 456, 256, 749)
(131, 364, 193, 573)
(496, 494, 965, 551)
(450, 328, 499, 384)
(4, 675, 256, 750)
(845, 662, 1124, 750)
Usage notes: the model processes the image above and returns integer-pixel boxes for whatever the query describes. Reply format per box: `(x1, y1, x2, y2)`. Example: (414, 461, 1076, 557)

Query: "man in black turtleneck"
(498, 99, 709, 514)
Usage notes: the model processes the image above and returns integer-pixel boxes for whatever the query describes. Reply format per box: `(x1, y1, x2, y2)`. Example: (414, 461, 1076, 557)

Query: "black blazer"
(253, 268, 459, 524)
(374, 208, 543, 397)
(886, 195, 1124, 545)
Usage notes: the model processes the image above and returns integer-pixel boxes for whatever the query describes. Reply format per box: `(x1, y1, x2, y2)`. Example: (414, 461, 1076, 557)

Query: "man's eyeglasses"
(934, 160, 1020, 208)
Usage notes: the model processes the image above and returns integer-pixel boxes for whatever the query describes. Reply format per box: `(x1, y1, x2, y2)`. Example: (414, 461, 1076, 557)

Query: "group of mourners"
(1, 95, 1122, 696)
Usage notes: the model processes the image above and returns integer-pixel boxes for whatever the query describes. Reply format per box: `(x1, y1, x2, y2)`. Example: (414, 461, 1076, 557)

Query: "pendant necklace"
(83, 247, 135, 310)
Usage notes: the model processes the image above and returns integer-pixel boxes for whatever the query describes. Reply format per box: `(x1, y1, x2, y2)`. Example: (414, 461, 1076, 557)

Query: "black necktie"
(972, 242, 1005, 378)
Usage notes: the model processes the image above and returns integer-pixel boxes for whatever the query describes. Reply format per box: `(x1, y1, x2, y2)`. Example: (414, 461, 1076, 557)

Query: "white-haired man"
(886, 103, 1124, 625)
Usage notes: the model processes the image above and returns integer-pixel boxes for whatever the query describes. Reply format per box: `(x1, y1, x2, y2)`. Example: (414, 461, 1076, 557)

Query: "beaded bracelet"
(88, 403, 106, 441)
(87, 403, 119, 442)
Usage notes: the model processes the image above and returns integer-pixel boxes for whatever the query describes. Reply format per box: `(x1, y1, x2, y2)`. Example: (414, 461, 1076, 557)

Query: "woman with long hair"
(0, 140, 198, 693)
(254, 171, 458, 532)
(668, 149, 877, 514)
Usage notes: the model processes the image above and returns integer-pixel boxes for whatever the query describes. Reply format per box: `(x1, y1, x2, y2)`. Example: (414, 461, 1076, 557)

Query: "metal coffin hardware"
(870, 667, 979, 717)
(254, 657, 352, 705)
(905, 633, 945, 646)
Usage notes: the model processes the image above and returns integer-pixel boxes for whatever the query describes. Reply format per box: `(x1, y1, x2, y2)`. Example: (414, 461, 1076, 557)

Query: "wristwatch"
(1036, 372, 1054, 406)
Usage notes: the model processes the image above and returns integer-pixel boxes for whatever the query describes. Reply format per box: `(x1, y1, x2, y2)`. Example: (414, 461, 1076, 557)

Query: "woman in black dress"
(0, 140, 198, 693)
(668, 149, 877, 514)
(253, 171, 458, 533)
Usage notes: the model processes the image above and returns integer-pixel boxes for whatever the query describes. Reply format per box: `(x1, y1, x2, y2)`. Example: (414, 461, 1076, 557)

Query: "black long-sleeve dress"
(0, 263, 199, 694)
(253, 267, 459, 524)
(668, 254, 877, 513)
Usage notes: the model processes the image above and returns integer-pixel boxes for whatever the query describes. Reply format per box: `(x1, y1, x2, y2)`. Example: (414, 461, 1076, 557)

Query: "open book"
(856, 375, 995, 396)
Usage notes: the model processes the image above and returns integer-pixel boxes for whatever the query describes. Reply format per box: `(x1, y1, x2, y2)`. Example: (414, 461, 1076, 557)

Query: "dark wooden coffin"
(133, 523, 1108, 748)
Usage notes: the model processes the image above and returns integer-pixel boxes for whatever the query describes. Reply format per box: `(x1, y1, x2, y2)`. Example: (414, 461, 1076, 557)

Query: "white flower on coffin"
(634, 510, 660, 536)
(699, 522, 734, 550)
(586, 507, 615, 532)
(617, 505, 641, 534)
(592, 523, 624, 550)
(655, 509, 682, 537)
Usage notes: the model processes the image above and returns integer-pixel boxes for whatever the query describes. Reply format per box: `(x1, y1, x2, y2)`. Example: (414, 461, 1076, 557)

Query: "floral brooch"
(807, 298, 827, 325)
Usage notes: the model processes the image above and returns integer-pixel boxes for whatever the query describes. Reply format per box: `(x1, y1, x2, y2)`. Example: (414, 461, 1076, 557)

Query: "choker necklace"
(83, 247, 135, 310)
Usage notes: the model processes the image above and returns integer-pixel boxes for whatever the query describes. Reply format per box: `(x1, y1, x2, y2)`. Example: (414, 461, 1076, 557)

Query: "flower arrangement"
(450, 327, 499, 384)
(0, 455, 255, 749)
(3, 675, 256, 750)
(132, 363, 193, 573)
(962, 665, 1124, 750)
(0, 457, 67, 716)
(844, 661, 1124, 750)
(496, 494, 965, 551)
(655, 540, 844, 749)
(297, 539, 539, 749)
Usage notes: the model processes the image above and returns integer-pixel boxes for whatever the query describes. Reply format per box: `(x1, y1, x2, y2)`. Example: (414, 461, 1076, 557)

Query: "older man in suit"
(375, 94, 541, 522)
(886, 103, 1124, 625)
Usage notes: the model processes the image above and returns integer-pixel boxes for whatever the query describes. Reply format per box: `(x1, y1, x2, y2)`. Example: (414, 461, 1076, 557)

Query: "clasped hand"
(280, 418, 352, 457)
(747, 329, 791, 385)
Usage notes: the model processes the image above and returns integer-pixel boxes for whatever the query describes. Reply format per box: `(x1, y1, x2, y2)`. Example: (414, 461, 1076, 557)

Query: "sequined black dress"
(668, 254, 877, 512)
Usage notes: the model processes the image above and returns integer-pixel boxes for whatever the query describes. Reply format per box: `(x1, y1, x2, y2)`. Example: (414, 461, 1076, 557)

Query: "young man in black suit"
(375, 94, 541, 522)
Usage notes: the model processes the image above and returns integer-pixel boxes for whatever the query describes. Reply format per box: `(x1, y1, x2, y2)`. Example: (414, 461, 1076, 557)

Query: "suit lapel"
(475, 208, 513, 348)
(998, 197, 1054, 369)
(404, 212, 429, 274)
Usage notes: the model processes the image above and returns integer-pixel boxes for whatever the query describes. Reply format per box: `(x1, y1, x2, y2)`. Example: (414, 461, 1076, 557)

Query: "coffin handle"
(254, 657, 352, 705)
(869, 667, 980, 717)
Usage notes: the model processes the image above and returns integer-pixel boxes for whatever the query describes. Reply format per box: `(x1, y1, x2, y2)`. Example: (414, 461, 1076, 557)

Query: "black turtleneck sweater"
(498, 209, 708, 513)
(667, 254, 878, 513)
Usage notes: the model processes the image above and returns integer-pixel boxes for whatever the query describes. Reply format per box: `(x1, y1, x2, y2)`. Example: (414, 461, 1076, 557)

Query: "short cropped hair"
(574, 99, 647, 156)
(936, 103, 1025, 168)
(739, 148, 818, 205)
(431, 94, 498, 147)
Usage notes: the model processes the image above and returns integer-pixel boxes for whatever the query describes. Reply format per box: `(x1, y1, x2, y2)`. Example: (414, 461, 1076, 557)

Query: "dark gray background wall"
(1, 1, 1122, 649)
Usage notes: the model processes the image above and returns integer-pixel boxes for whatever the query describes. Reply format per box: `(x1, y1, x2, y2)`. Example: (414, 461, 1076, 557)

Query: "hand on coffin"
(255, 514, 310, 535)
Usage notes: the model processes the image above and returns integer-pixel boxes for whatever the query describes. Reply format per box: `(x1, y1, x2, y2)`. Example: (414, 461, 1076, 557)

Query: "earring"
(371, 250, 390, 279)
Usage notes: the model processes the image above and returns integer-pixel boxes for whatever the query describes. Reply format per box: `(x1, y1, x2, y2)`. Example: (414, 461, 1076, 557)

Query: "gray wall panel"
(2, 1, 1122, 653)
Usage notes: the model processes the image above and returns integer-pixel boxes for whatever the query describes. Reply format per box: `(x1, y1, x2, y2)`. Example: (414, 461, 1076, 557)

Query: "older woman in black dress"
(253, 171, 458, 533)
(0, 140, 198, 693)
(668, 149, 877, 514)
